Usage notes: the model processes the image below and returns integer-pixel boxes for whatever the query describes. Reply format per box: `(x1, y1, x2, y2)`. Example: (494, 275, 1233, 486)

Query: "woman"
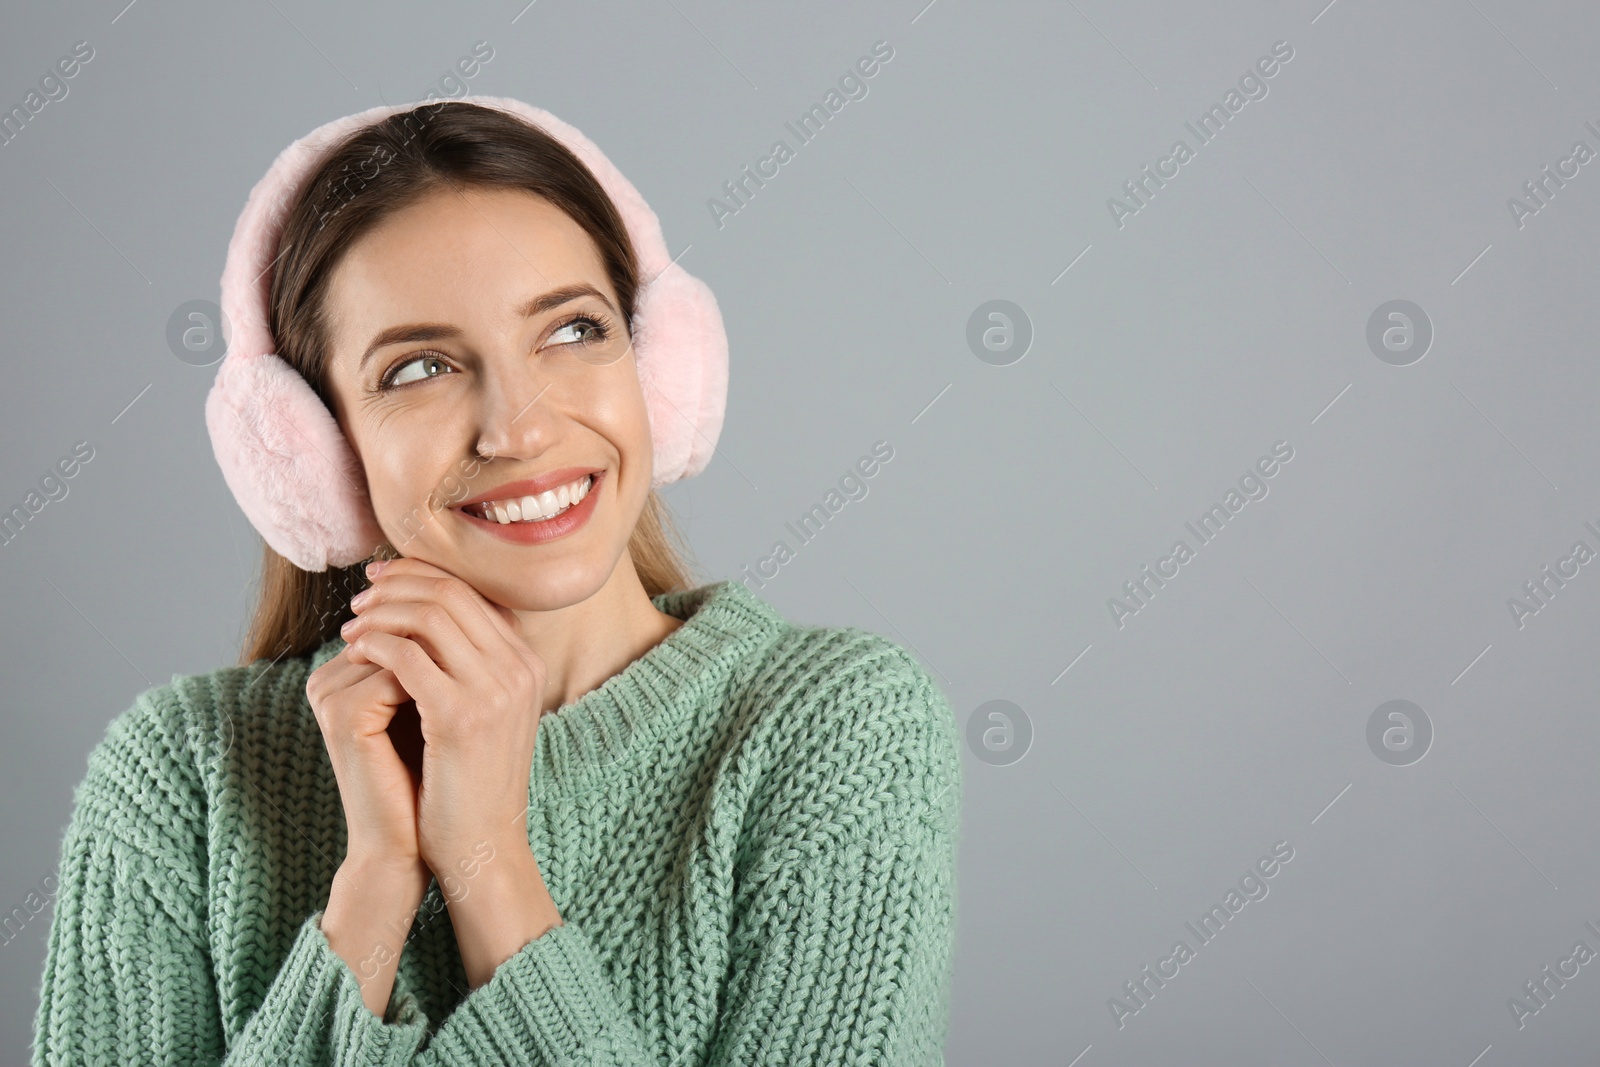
(30, 98, 961, 1065)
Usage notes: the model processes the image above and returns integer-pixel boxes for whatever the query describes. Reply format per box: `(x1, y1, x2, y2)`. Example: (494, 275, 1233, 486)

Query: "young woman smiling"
(30, 100, 962, 1066)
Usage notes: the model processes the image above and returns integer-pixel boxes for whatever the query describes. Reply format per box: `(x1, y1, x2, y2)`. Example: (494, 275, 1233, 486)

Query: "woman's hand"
(340, 556, 545, 879)
(304, 645, 434, 1014)
(305, 645, 428, 874)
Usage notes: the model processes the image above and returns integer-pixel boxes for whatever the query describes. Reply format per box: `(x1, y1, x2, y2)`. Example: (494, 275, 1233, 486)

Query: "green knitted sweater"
(29, 579, 961, 1065)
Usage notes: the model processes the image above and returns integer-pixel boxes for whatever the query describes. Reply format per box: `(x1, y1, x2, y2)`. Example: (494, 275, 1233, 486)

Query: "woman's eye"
(385, 354, 452, 389)
(548, 317, 606, 347)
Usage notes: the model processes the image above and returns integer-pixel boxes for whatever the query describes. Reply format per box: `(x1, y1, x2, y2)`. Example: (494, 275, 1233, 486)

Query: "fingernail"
(365, 561, 386, 577)
(350, 589, 371, 609)
(341, 617, 357, 634)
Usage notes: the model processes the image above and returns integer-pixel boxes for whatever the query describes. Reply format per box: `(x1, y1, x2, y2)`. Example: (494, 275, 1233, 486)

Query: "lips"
(462, 473, 594, 524)
(454, 466, 605, 509)
(453, 469, 603, 544)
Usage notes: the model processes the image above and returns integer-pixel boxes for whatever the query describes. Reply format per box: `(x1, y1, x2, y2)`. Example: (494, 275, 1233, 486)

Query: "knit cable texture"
(30, 579, 962, 1066)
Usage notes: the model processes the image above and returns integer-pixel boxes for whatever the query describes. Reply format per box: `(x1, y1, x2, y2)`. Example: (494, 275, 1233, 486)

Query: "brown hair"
(238, 101, 702, 666)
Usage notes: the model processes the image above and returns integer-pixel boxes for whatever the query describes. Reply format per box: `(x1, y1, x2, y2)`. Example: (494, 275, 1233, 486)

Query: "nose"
(472, 353, 557, 461)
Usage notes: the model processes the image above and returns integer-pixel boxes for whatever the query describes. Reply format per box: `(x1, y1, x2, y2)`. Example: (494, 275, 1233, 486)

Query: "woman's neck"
(512, 561, 685, 714)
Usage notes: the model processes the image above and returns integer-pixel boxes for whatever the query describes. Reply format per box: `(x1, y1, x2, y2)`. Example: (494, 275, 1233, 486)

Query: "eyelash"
(376, 310, 617, 392)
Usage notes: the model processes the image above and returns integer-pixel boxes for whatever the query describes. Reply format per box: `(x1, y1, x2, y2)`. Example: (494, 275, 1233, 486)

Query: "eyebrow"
(357, 283, 616, 371)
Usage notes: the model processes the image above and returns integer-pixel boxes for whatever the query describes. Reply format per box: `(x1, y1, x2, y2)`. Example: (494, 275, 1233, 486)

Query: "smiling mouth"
(458, 473, 596, 525)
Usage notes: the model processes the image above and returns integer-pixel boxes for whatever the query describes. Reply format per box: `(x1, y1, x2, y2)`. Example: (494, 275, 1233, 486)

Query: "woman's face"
(319, 184, 652, 612)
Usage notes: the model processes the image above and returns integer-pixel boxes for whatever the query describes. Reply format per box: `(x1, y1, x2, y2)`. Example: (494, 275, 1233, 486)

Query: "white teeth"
(471, 474, 594, 525)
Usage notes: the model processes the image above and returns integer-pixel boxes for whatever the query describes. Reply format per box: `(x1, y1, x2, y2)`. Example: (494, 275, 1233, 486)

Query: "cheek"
(583, 366, 655, 474)
(359, 427, 455, 527)
(608, 371, 652, 479)
(621, 387, 655, 468)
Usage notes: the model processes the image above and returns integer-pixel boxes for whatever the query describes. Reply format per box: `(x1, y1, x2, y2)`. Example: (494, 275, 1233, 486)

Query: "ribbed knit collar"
(309, 578, 788, 788)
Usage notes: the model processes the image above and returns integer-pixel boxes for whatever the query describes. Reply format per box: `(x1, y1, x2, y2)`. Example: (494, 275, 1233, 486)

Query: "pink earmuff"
(204, 96, 728, 572)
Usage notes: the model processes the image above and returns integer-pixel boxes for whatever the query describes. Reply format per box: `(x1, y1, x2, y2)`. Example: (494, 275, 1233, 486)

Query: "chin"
(460, 553, 616, 612)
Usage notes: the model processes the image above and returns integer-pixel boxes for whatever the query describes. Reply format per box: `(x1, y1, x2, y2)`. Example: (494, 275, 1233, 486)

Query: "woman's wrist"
(443, 843, 562, 989)
(321, 856, 433, 1016)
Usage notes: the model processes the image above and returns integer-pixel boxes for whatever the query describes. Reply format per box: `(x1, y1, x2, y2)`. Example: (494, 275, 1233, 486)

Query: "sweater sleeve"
(408, 920, 654, 1064)
(31, 686, 229, 1066)
(702, 800, 959, 1066)
(29, 800, 436, 1066)
(29, 685, 435, 1066)
(30, 808, 227, 1066)
(224, 910, 432, 1064)
(701, 646, 963, 1066)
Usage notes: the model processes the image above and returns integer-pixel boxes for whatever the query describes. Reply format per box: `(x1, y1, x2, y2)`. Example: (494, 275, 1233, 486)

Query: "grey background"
(2, 0, 1596, 1063)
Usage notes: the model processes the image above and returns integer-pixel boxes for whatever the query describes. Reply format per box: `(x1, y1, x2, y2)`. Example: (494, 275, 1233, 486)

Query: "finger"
(364, 559, 523, 645)
(346, 667, 411, 724)
(343, 598, 487, 680)
(307, 645, 387, 697)
(344, 629, 452, 712)
(317, 670, 414, 755)
(353, 572, 508, 662)
(375, 558, 523, 637)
